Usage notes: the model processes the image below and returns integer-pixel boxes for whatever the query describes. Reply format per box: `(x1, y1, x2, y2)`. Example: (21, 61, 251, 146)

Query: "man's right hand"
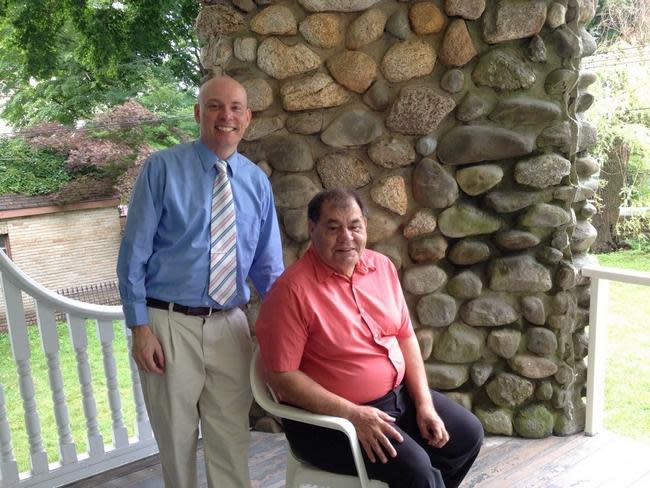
(131, 325, 165, 374)
(349, 405, 404, 464)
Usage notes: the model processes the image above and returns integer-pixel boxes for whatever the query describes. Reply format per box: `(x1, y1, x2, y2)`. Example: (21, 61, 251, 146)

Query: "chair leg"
(286, 450, 300, 488)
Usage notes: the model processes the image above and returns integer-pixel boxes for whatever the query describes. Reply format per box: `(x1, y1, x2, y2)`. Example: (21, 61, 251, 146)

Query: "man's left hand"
(416, 405, 449, 448)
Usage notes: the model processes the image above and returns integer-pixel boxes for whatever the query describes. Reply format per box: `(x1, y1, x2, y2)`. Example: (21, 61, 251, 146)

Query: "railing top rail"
(0, 250, 124, 320)
(582, 264, 650, 287)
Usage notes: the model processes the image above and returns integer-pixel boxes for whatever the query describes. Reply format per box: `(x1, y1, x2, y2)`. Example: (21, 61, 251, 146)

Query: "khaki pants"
(139, 305, 253, 488)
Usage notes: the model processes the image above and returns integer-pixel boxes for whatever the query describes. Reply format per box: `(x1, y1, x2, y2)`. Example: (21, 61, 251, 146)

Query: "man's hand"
(349, 405, 404, 463)
(131, 325, 165, 374)
(416, 405, 449, 448)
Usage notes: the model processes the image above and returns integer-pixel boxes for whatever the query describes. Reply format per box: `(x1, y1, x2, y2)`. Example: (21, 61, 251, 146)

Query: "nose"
(337, 227, 353, 241)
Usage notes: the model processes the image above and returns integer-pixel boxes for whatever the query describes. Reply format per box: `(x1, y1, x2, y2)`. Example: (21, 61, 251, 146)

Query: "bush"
(0, 138, 70, 195)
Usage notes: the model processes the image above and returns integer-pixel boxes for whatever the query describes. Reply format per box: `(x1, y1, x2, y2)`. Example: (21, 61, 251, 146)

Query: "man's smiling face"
(194, 76, 252, 160)
(309, 197, 368, 278)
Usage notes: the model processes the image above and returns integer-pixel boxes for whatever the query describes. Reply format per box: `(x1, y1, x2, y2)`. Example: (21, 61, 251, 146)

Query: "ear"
(308, 220, 316, 236)
(194, 103, 201, 124)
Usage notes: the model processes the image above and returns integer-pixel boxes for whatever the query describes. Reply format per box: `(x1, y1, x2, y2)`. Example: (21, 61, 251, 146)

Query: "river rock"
(273, 175, 321, 208)
(403, 209, 437, 239)
(514, 404, 554, 438)
(242, 78, 273, 112)
(425, 364, 470, 390)
(417, 293, 457, 327)
(490, 255, 553, 292)
(515, 153, 571, 188)
(381, 39, 437, 83)
(321, 108, 383, 147)
(257, 37, 321, 80)
(368, 135, 416, 168)
(509, 355, 558, 379)
(286, 111, 323, 134)
(403, 264, 448, 295)
(488, 327, 522, 359)
(486, 373, 534, 407)
(460, 295, 519, 327)
(387, 86, 456, 135)
(299, 13, 344, 48)
(410, 2, 446, 35)
(472, 48, 536, 90)
(456, 164, 503, 196)
(438, 204, 501, 238)
(412, 158, 459, 208)
(298, 0, 381, 12)
(485, 190, 552, 213)
(489, 96, 561, 126)
(437, 125, 535, 165)
(482, 0, 546, 44)
(409, 234, 449, 263)
(280, 73, 351, 111)
(527, 327, 558, 357)
(326, 50, 377, 93)
(371, 175, 408, 215)
(521, 295, 546, 325)
(316, 153, 371, 189)
(439, 19, 477, 66)
(448, 239, 491, 265)
(447, 270, 482, 299)
(434, 322, 486, 363)
(251, 5, 297, 35)
(283, 208, 309, 242)
(263, 135, 313, 172)
(347, 8, 387, 49)
(234, 37, 258, 62)
(520, 203, 571, 228)
(475, 407, 513, 435)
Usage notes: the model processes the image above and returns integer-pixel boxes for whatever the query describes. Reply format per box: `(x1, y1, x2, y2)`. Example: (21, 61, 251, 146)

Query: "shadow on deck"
(64, 430, 650, 488)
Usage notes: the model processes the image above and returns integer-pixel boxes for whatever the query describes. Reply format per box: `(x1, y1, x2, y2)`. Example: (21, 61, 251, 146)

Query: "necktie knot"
(215, 159, 228, 175)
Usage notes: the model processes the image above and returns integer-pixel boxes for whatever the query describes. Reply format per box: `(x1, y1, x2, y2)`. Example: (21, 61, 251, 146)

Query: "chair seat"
(287, 448, 389, 488)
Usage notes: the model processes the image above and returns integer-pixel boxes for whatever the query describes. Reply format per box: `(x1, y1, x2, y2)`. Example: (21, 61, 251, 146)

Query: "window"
(0, 234, 9, 258)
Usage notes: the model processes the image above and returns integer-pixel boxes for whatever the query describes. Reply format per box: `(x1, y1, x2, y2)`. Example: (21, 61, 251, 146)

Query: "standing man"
(256, 189, 483, 488)
(117, 75, 284, 488)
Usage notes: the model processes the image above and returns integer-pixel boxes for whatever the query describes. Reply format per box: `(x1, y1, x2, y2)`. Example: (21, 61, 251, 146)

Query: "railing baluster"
(0, 384, 19, 487)
(585, 276, 609, 436)
(36, 301, 77, 465)
(124, 325, 153, 441)
(0, 278, 49, 475)
(96, 319, 129, 448)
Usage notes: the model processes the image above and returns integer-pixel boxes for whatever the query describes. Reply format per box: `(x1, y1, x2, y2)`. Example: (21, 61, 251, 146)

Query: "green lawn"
(0, 321, 135, 473)
(596, 250, 650, 440)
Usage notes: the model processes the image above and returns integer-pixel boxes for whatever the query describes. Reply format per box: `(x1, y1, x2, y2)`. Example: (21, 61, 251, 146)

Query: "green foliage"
(0, 138, 69, 194)
(0, 0, 201, 126)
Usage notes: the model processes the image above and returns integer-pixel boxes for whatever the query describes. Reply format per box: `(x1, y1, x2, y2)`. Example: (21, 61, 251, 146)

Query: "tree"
(0, 0, 201, 126)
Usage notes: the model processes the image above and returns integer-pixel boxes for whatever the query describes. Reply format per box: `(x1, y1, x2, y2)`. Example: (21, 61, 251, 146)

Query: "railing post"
(36, 302, 77, 465)
(0, 384, 19, 487)
(585, 275, 609, 436)
(0, 277, 49, 475)
(124, 326, 153, 441)
(96, 319, 129, 449)
(68, 315, 105, 457)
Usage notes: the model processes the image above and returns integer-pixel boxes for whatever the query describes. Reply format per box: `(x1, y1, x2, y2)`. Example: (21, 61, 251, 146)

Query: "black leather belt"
(146, 298, 218, 316)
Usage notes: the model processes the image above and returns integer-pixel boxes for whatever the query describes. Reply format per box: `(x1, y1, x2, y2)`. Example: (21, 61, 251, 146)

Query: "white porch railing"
(581, 264, 650, 437)
(0, 251, 157, 488)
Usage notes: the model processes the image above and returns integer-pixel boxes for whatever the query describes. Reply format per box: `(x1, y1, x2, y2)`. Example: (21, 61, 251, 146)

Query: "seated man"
(256, 188, 484, 488)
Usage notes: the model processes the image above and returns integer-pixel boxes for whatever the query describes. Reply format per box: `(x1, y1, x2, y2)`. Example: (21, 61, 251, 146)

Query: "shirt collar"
(307, 246, 375, 283)
(193, 139, 241, 176)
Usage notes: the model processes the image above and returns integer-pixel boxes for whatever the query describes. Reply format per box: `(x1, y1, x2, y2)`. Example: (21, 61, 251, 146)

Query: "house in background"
(0, 193, 122, 327)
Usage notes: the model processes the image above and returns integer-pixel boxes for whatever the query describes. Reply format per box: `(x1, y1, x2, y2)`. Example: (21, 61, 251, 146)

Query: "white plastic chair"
(250, 348, 389, 488)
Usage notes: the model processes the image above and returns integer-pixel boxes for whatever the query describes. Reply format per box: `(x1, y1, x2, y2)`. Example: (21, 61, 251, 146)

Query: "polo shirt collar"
(308, 246, 375, 283)
(194, 139, 241, 176)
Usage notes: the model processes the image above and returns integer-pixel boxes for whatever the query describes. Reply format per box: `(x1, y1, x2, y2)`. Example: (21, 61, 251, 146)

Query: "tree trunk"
(591, 137, 630, 253)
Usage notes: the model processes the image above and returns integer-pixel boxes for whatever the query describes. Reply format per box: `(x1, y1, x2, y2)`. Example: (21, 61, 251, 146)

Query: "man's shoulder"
(234, 152, 269, 181)
(144, 141, 196, 169)
(363, 249, 396, 270)
(270, 252, 314, 293)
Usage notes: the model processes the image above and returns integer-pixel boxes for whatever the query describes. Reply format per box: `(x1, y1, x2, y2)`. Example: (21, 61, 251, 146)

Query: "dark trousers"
(283, 385, 484, 488)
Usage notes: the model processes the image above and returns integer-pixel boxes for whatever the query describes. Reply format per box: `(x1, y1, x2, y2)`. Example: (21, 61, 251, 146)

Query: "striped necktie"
(208, 159, 238, 305)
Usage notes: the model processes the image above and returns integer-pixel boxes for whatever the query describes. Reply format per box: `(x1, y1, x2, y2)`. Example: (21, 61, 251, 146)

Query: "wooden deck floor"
(64, 430, 650, 488)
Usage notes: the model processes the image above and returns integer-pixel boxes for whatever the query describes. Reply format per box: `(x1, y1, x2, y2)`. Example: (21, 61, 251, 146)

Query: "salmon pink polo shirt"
(256, 246, 414, 404)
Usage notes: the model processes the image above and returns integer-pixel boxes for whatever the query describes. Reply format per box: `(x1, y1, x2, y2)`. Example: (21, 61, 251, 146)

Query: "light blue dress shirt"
(117, 140, 284, 327)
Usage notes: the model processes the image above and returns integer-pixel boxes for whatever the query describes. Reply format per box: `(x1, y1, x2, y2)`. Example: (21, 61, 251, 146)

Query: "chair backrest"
(249, 348, 380, 488)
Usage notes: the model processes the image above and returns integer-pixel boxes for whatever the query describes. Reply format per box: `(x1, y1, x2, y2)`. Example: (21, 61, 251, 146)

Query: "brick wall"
(0, 205, 122, 326)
